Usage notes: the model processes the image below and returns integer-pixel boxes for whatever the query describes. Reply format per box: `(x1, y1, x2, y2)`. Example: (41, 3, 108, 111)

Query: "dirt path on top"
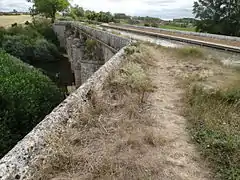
(147, 46, 211, 179)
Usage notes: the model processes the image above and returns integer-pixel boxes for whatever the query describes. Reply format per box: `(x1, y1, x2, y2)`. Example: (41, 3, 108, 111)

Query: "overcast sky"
(0, 0, 195, 19)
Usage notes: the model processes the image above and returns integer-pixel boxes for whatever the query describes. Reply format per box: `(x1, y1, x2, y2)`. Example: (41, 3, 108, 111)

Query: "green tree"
(114, 13, 130, 19)
(27, 0, 70, 23)
(71, 5, 84, 19)
(85, 10, 97, 21)
(193, 0, 240, 36)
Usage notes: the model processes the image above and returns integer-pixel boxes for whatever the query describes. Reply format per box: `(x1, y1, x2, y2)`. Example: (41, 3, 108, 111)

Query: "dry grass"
(0, 15, 31, 27)
(29, 44, 166, 180)
(177, 47, 204, 59)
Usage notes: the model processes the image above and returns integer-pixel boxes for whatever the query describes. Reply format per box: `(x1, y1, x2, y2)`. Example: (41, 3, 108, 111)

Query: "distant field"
(0, 15, 32, 27)
(159, 25, 196, 32)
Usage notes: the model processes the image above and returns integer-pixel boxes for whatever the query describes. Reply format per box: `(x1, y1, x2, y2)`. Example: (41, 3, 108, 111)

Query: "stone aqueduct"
(54, 22, 129, 87)
(0, 22, 131, 179)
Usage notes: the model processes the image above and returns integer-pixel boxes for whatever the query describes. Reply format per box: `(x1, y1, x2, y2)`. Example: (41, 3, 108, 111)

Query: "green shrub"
(2, 35, 34, 63)
(0, 27, 7, 46)
(31, 19, 60, 46)
(2, 35, 60, 63)
(124, 46, 136, 55)
(151, 23, 159, 28)
(33, 39, 60, 62)
(7, 25, 42, 38)
(0, 50, 64, 157)
(57, 16, 74, 21)
(2, 19, 59, 47)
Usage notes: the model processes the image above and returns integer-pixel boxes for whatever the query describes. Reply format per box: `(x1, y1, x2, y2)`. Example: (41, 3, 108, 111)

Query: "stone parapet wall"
(55, 21, 131, 87)
(54, 21, 130, 50)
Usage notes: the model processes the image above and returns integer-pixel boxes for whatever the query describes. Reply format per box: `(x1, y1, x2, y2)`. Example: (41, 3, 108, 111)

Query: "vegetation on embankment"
(185, 84, 240, 180)
(159, 25, 196, 32)
(0, 13, 67, 159)
(0, 19, 60, 64)
(176, 47, 240, 179)
(0, 50, 64, 157)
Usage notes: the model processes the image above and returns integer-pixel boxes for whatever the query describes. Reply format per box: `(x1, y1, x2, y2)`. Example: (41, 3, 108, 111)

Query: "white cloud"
(0, 0, 31, 12)
(71, 0, 194, 19)
(0, 0, 195, 19)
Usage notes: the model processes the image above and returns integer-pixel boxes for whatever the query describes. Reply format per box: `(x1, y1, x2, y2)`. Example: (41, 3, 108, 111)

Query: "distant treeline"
(60, 5, 196, 29)
(0, 12, 30, 16)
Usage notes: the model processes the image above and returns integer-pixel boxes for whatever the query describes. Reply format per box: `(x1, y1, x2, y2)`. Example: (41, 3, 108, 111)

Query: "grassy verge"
(182, 56, 240, 179)
(159, 25, 196, 32)
(177, 47, 204, 58)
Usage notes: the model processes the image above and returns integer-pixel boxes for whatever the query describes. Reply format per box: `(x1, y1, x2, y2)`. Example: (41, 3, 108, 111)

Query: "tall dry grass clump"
(177, 47, 204, 59)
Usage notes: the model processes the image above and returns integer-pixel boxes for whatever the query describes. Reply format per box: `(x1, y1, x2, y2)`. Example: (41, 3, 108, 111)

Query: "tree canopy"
(193, 0, 240, 36)
(71, 5, 84, 18)
(28, 0, 70, 22)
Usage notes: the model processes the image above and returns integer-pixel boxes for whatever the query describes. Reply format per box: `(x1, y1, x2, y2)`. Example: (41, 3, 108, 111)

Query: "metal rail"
(102, 24, 240, 53)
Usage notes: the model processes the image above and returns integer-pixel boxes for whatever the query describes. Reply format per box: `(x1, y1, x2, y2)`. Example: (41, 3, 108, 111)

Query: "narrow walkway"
(147, 46, 211, 179)
(26, 44, 213, 180)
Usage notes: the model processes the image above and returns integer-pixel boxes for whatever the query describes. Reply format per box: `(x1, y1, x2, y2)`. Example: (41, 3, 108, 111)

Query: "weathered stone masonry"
(0, 22, 130, 180)
(54, 22, 128, 87)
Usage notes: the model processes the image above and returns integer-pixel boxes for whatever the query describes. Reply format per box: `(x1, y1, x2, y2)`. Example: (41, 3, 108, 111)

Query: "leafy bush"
(57, 16, 74, 21)
(2, 35, 60, 63)
(151, 23, 159, 28)
(1, 19, 59, 47)
(31, 19, 60, 46)
(0, 50, 64, 157)
(33, 39, 60, 61)
(0, 27, 7, 46)
(7, 25, 42, 38)
(2, 35, 34, 63)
